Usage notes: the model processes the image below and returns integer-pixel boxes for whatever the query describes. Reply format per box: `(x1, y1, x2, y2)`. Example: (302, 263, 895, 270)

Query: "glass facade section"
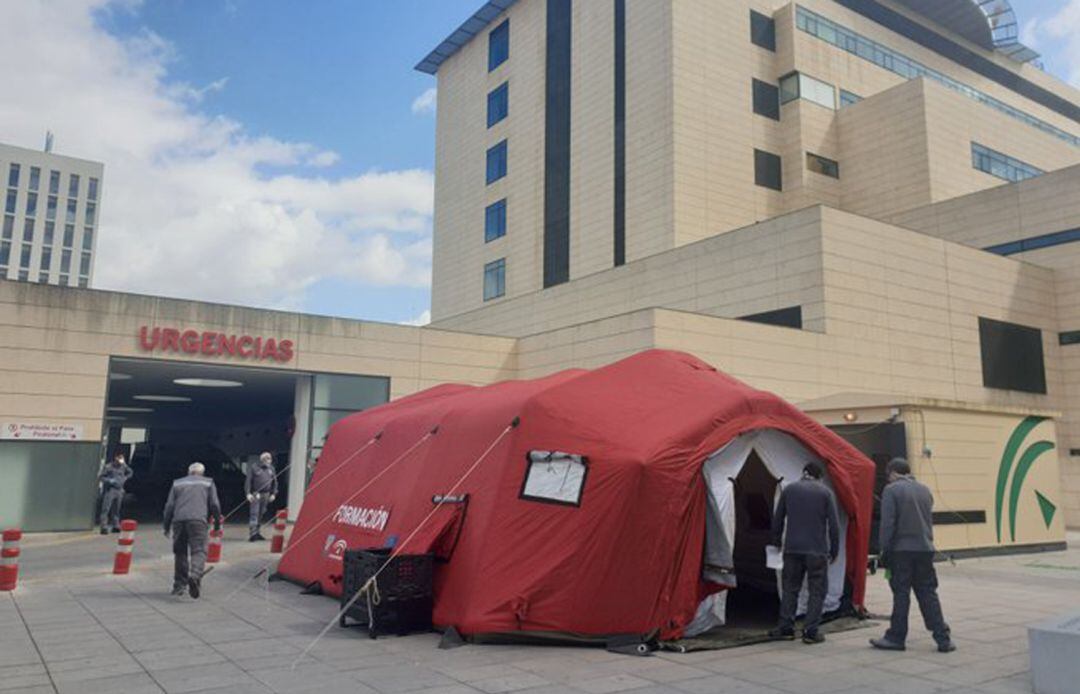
(971, 142, 1043, 182)
(485, 199, 507, 242)
(488, 20, 509, 71)
(779, 72, 835, 109)
(486, 140, 508, 184)
(807, 152, 840, 178)
(796, 6, 1080, 147)
(487, 82, 509, 127)
(839, 89, 863, 107)
(309, 374, 390, 460)
(483, 258, 506, 301)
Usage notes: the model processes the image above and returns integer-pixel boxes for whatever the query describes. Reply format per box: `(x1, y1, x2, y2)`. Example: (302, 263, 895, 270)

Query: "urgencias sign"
(138, 326, 295, 363)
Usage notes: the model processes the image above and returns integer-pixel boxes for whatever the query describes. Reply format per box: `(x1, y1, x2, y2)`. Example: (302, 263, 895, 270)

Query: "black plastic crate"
(340, 548, 434, 638)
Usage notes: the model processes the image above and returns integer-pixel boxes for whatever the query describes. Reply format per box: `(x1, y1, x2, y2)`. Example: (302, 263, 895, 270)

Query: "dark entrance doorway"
(726, 452, 781, 628)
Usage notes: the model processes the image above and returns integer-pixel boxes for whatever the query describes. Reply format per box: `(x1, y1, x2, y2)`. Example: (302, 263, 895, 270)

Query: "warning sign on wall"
(1, 422, 84, 441)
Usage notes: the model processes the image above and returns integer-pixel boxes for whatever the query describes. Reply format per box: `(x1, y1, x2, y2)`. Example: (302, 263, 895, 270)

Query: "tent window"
(520, 451, 587, 506)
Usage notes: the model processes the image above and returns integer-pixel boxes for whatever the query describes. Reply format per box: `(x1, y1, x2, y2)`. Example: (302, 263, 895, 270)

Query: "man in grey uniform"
(98, 451, 133, 534)
(245, 451, 278, 541)
(768, 462, 840, 644)
(871, 458, 955, 653)
(163, 462, 222, 598)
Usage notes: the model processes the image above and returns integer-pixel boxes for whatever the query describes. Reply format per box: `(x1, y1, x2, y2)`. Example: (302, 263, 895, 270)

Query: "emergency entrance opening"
(102, 358, 389, 525)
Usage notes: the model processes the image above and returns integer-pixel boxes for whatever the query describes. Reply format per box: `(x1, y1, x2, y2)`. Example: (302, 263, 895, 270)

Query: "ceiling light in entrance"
(133, 395, 193, 403)
(109, 372, 133, 380)
(108, 406, 154, 413)
(173, 378, 243, 388)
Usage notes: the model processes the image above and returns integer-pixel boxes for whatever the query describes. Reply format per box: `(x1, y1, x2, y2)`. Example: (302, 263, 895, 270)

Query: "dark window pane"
(29, 167, 40, 191)
(487, 82, 510, 127)
(740, 306, 803, 329)
(43, 221, 54, 245)
(66, 199, 77, 224)
(63, 224, 74, 247)
(750, 10, 776, 51)
(979, 317, 1046, 394)
(7, 163, 20, 188)
(752, 79, 780, 120)
(5, 189, 16, 214)
(313, 374, 390, 410)
(486, 140, 508, 184)
(25, 192, 37, 217)
(488, 19, 509, 71)
(46, 195, 57, 220)
(2, 216, 12, 239)
(49, 170, 60, 195)
(68, 174, 80, 199)
(485, 199, 507, 242)
(88, 177, 99, 201)
(483, 258, 506, 301)
(22, 218, 34, 242)
(754, 149, 782, 191)
(83, 227, 94, 250)
(807, 152, 840, 178)
(0, 241, 9, 265)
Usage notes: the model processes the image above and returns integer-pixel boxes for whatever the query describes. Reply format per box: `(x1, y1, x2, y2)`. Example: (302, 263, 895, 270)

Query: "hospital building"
(2, 0, 1079, 558)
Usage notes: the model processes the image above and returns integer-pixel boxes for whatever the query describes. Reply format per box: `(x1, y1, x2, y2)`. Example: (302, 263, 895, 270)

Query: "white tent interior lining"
(685, 429, 849, 637)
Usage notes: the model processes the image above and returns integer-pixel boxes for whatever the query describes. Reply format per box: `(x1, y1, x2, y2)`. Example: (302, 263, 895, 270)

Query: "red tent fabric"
(278, 350, 875, 640)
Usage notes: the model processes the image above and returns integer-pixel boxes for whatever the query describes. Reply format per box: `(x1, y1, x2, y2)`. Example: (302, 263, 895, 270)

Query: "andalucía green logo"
(994, 416, 1056, 543)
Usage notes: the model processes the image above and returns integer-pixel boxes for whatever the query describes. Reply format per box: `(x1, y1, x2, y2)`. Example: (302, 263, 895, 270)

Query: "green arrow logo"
(995, 416, 1054, 543)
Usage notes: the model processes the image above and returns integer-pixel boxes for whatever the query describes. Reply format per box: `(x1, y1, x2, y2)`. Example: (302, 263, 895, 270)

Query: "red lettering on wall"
(218, 334, 236, 355)
(139, 326, 160, 350)
(277, 340, 294, 363)
(180, 330, 200, 353)
(262, 338, 278, 361)
(200, 332, 218, 355)
(161, 329, 181, 352)
(237, 335, 255, 358)
(137, 326, 295, 363)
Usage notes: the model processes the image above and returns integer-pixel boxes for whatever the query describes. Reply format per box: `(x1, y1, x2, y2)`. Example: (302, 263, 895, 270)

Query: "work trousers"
(172, 520, 208, 590)
(884, 551, 951, 645)
(99, 488, 124, 530)
(248, 493, 271, 535)
(777, 553, 829, 635)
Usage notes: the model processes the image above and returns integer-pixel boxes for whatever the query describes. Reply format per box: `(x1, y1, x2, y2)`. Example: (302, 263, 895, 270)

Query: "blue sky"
(2, 1, 1078, 325)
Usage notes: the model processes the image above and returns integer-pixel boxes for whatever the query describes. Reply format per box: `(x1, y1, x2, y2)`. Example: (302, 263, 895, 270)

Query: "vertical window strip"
(614, 0, 626, 267)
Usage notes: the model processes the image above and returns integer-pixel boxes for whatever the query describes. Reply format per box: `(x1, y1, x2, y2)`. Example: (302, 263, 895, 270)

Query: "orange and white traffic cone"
(207, 528, 223, 564)
(270, 511, 287, 554)
(112, 519, 137, 575)
(0, 529, 21, 591)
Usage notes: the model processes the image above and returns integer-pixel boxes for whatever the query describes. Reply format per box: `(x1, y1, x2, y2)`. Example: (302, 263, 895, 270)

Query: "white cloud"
(1022, 0, 1080, 87)
(0, 0, 434, 311)
(411, 87, 437, 116)
(400, 309, 431, 326)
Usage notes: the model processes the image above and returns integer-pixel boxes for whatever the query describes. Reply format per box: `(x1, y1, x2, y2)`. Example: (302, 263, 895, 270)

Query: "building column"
(287, 375, 312, 522)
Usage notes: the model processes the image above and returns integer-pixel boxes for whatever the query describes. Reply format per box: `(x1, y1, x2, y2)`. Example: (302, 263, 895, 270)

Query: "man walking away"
(163, 462, 222, 599)
(246, 452, 278, 541)
(98, 451, 133, 534)
(871, 458, 956, 653)
(768, 462, 840, 644)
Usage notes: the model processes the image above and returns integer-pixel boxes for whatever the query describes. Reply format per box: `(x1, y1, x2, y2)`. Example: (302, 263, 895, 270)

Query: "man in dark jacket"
(871, 458, 955, 653)
(768, 462, 840, 644)
(98, 452, 133, 534)
(245, 452, 278, 541)
(163, 462, 222, 598)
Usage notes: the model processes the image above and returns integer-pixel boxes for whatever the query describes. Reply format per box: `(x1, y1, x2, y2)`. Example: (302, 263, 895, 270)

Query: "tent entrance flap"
(402, 497, 468, 561)
(688, 429, 850, 637)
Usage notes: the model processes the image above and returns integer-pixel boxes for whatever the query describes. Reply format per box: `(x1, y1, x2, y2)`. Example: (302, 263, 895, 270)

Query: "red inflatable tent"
(278, 350, 874, 641)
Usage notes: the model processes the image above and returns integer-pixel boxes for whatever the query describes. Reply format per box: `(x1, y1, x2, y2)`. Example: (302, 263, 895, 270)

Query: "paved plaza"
(3, 528, 1078, 694)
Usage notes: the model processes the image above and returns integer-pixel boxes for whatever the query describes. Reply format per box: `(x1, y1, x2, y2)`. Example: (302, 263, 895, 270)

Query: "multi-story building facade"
(0, 142, 103, 288)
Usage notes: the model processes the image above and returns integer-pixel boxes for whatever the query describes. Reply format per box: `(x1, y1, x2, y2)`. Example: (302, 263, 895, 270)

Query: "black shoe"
(248, 535, 259, 542)
(767, 629, 796, 641)
(937, 640, 957, 653)
(100, 528, 109, 535)
(170, 586, 186, 597)
(870, 637, 906, 651)
(188, 577, 200, 599)
(802, 631, 825, 645)
(110, 527, 121, 533)
(254, 533, 267, 541)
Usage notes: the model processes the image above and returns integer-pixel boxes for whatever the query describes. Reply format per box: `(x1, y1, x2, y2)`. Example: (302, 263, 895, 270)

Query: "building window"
(38, 272, 49, 284)
(39, 247, 51, 272)
(483, 258, 506, 301)
(78, 277, 89, 288)
(486, 140, 508, 184)
(46, 195, 57, 221)
(979, 317, 1046, 394)
(28, 167, 40, 191)
(5, 189, 16, 214)
(48, 170, 59, 195)
(740, 306, 803, 329)
(487, 82, 509, 128)
(2, 216, 12, 239)
(839, 89, 862, 107)
(806, 152, 840, 178)
(18, 269, 28, 282)
(65, 199, 76, 224)
(88, 177, 99, 201)
(796, 5, 1080, 148)
(779, 71, 835, 109)
(25, 192, 37, 217)
(86, 202, 97, 226)
(80, 251, 92, 276)
(752, 79, 780, 121)
(83, 227, 94, 250)
(59, 274, 69, 285)
(750, 10, 776, 51)
(68, 174, 80, 199)
(19, 243, 32, 269)
(60, 249, 71, 273)
(7, 163, 20, 188)
(754, 149, 782, 191)
(0, 241, 10, 266)
(488, 19, 509, 71)
(43, 221, 54, 245)
(971, 142, 1043, 183)
(63, 224, 74, 248)
(22, 219, 34, 242)
(485, 199, 507, 242)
